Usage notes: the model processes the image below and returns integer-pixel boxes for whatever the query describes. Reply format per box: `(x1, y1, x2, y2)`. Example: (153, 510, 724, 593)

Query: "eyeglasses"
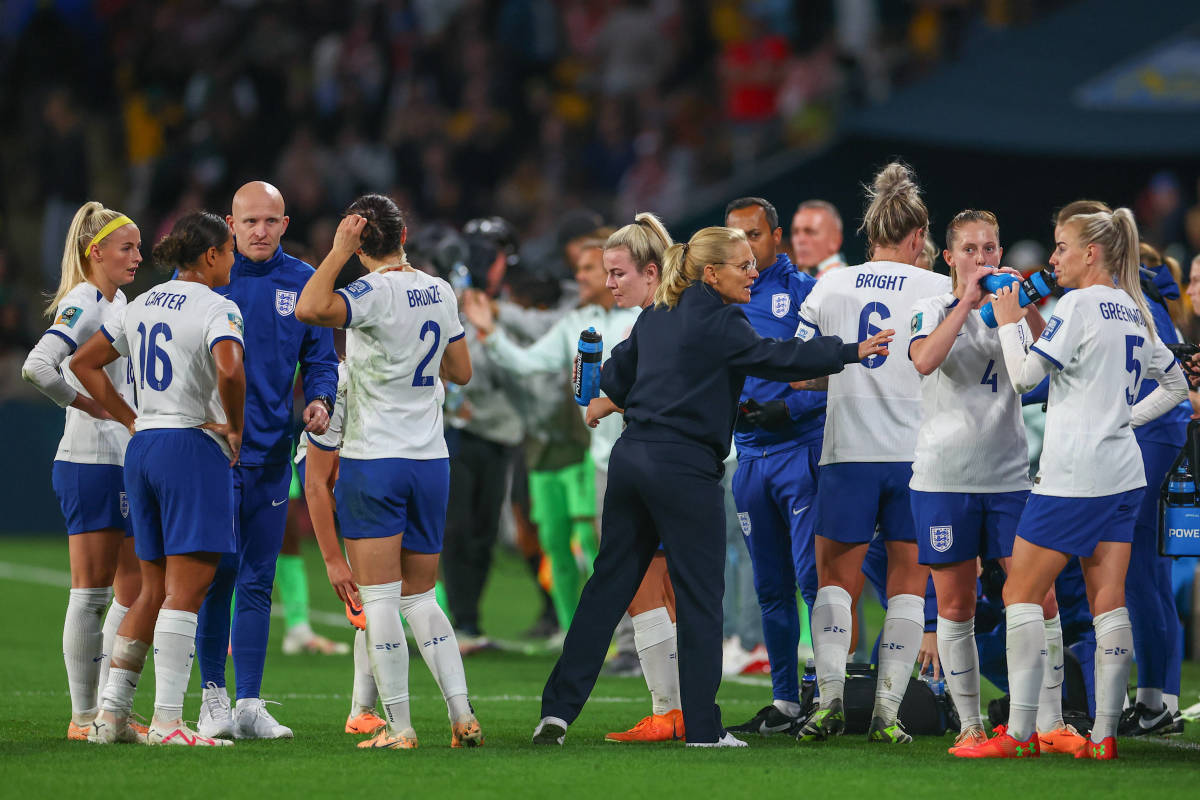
(713, 260, 757, 274)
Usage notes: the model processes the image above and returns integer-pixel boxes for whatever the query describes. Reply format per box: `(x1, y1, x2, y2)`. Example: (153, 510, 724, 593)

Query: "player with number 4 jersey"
(297, 194, 479, 751)
(795, 163, 947, 745)
(907, 210, 1066, 755)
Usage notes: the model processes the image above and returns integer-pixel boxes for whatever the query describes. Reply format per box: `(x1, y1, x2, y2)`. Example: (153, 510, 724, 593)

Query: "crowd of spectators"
(2, 0, 1194, 374)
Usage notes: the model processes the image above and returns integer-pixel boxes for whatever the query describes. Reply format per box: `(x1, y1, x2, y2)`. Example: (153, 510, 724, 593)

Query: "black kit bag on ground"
(838, 663, 948, 736)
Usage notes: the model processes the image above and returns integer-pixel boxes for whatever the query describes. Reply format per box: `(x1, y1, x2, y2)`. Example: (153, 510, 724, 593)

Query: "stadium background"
(3, 0, 1200, 793)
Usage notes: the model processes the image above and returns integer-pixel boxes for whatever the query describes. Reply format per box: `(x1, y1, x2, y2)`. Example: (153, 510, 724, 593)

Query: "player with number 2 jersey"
(296, 194, 479, 752)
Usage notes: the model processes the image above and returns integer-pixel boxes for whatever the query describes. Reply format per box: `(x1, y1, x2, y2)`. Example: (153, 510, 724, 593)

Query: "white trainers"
(686, 731, 749, 748)
(148, 719, 234, 747)
(87, 710, 146, 744)
(198, 681, 234, 738)
(233, 698, 294, 739)
(531, 717, 568, 745)
(282, 624, 350, 655)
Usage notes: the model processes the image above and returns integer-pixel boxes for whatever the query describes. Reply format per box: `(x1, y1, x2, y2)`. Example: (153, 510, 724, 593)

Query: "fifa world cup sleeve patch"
(228, 313, 244, 335)
(57, 306, 83, 328)
(343, 279, 374, 298)
(1041, 315, 1062, 341)
(910, 312, 923, 334)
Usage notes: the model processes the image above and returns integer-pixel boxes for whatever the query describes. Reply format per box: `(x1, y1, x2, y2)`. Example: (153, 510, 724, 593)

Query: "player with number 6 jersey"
(297, 193, 479, 751)
(795, 163, 948, 745)
(72, 211, 246, 748)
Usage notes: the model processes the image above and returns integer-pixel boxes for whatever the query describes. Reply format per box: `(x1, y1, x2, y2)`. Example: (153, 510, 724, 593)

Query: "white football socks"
(350, 628, 379, 715)
(397, 587, 472, 723)
(152, 609, 197, 722)
(360, 580, 412, 734)
(1135, 687, 1164, 713)
(937, 615, 981, 729)
(1092, 607, 1133, 743)
(874, 593, 924, 724)
(1037, 613, 1066, 732)
(63, 587, 111, 720)
(1165, 693, 1179, 715)
(1005, 603, 1045, 742)
(631, 607, 680, 715)
(99, 635, 149, 715)
(812, 586, 853, 707)
(97, 599, 129, 707)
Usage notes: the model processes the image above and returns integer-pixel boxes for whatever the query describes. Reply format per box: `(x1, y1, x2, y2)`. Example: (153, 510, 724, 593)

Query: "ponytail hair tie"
(681, 243, 690, 255)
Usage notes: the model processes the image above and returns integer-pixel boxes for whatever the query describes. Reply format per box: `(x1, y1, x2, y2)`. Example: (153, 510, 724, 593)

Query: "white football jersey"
(295, 362, 347, 462)
(797, 261, 951, 464)
(52, 283, 136, 465)
(1027, 285, 1174, 497)
(336, 269, 464, 460)
(104, 279, 245, 459)
(908, 292, 1032, 493)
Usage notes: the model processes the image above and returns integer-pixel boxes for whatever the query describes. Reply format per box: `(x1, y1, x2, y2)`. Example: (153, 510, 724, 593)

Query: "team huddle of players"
(23, 162, 1189, 758)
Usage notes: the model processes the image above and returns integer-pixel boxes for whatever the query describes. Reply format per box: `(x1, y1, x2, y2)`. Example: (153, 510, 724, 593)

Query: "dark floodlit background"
(2, 0, 1199, 528)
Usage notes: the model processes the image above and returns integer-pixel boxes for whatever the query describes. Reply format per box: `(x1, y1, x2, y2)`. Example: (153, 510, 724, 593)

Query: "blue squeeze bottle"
(574, 327, 603, 406)
(979, 270, 1057, 328)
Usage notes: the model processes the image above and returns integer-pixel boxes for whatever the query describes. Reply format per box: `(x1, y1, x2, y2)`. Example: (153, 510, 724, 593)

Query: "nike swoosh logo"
(761, 721, 793, 733)
(272, 499, 287, 507)
(1053, 664, 1064, 671)
(949, 668, 973, 676)
(792, 506, 810, 516)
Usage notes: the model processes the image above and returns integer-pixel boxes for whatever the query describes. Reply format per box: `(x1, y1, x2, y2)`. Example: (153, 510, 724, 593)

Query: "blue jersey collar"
(235, 244, 287, 276)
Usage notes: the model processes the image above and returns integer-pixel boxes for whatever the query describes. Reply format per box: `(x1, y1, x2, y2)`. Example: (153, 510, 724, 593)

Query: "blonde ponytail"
(653, 226, 747, 309)
(1064, 207, 1156, 342)
(46, 201, 127, 317)
(859, 162, 928, 250)
(606, 211, 673, 275)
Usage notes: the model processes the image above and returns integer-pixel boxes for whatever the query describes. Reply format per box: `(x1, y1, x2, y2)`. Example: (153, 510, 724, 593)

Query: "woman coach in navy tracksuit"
(533, 226, 893, 747)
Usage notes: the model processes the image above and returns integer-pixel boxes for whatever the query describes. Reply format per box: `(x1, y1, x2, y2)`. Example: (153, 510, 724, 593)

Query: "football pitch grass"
(2, 535, 1198, 799)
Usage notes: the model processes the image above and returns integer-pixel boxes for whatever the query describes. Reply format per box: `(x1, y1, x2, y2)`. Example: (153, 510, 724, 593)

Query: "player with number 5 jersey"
(297, 194, 479, 751)
(795, 163, 948, 745)
(954, 206, 1189, 761)
(72, 211, 246, 748)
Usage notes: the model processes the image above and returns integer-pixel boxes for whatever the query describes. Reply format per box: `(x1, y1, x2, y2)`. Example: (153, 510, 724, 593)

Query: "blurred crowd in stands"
(3, 0, 1199, 378)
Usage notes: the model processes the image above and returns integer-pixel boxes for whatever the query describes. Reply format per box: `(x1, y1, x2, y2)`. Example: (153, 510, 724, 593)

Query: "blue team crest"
(771, 293, 790, 318)
(1042, 315, 1063, 341)
(119, 491, 129, 519)
(343, 279, 374, 298)
(737, 512, 752, 537)
(930, 525, 953, 553)
(275, 289, 297, 316)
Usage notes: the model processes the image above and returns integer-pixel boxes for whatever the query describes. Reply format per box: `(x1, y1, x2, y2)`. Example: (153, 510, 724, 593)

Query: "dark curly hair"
(346, 194, 406, 259)
(152, 212, 230, 271)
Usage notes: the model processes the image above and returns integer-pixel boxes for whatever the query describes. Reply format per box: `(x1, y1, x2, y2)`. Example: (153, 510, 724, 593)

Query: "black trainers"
(727, 704, 803, 736)
(1117, 702, 1173, 737)
(602, 651, 642, 678)
(1164, 712, 1185, 736)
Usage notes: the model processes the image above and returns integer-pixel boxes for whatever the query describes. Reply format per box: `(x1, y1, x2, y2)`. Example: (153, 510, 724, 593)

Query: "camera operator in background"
(441, 217, 527, 646)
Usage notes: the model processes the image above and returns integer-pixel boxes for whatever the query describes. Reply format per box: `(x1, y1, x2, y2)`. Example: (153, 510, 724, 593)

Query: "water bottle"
(979, 270, 1057, 328)
(922, 671, 946, 698)
(1162, 456, 1200, 557)
(801, 658, 818, 707)
(449, 262, 472, 294)
(574, 327, 603, 407)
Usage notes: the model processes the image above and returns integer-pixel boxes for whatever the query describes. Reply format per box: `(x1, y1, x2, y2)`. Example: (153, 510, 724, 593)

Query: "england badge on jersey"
(275, 289, 297, 317)
(119, 491, 129, 519)
(737, 512, 752, 537)
(930, 525, 952, 553)
(771, 293, 790, 318)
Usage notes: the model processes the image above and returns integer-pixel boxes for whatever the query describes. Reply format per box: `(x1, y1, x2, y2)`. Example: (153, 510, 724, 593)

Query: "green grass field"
(1, 535, 1198, 798)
